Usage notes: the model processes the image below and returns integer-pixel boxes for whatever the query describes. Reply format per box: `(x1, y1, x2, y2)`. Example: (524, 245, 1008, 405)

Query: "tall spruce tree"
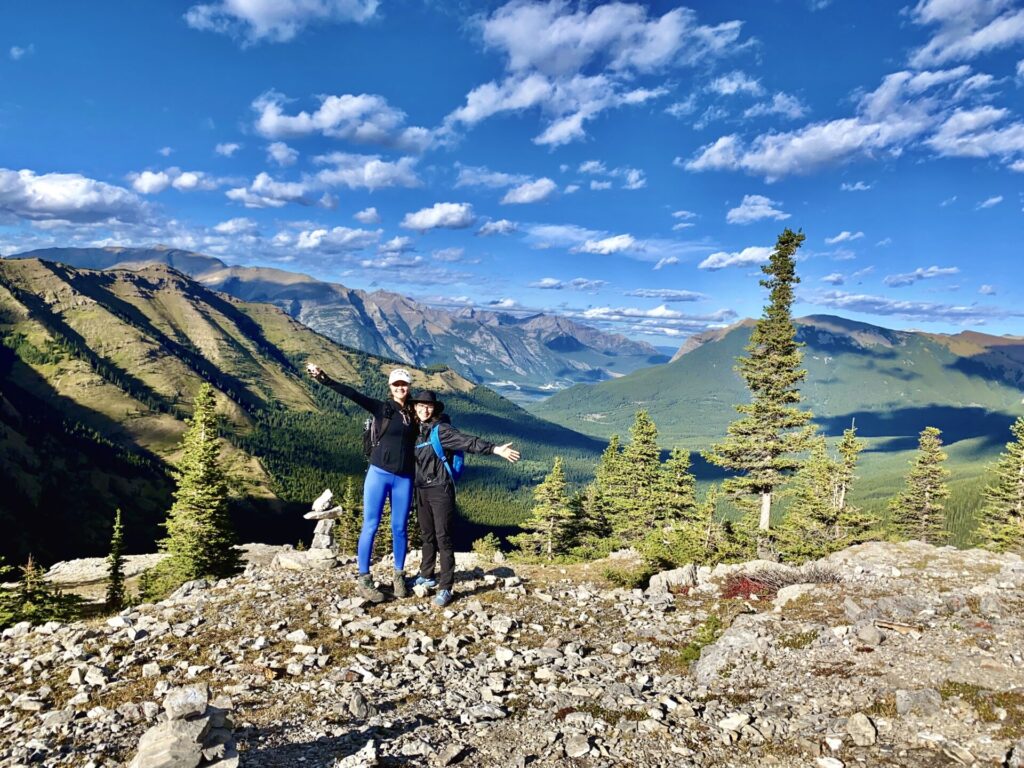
(703, 228, 814, 531)
(889, 426, 950, 544)
(611, 411, 663, 544)
(145, 383, 241, 599)
(660, 447, 699, 522)
(776, 436, 838, 562)
(976, 416, 1024, 551)
(835, 426, 874, 544)
(106, 509, 126, 611)
(510, 457, 573, 560)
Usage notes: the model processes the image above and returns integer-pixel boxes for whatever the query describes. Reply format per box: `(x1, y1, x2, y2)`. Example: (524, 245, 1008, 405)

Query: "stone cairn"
(305, 488, 346, 552)
(128, 684, 237, 768)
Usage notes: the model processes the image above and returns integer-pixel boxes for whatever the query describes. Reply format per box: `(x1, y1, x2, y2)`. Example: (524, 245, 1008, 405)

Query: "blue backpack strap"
(428, 425, 454, 479)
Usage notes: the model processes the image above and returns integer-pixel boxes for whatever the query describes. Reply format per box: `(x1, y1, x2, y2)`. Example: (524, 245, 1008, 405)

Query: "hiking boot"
(356, 573, 384, 603)
(392, 570, 409, 598)
(433, 589, 453, 608)
(413, 575, 437, 589)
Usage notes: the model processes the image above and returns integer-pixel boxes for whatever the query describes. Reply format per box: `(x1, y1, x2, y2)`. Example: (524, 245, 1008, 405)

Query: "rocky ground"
(2, 541, 1023, 767)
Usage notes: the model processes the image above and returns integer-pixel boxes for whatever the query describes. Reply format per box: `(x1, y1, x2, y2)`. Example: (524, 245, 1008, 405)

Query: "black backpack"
(362, 408, 393, 458)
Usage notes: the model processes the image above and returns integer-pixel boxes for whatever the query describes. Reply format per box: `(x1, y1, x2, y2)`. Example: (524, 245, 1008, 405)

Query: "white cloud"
(622, 169, 646, 190)
(400, 202, 476, 232)
(361, 253, 424, 269)
(980, 284, 996, 295)
(158, 146, 174, 157)
(840, 181, 872, 191)
(433, 247, 466, 263)
(226, 172, 312, 208)
(699, 245, 772, 270)
(314, 152, 420, 190)
(743, 92, 808, 120)
(215, 142, 241, 157)
(564, 184, 580, 193)
(821, 273, 846, 285)
(295, 225, 380, 252)
(573, 234, 637, 255)
(184, 0, 378, 44)
(378, 235, 415, 254)
(455, 164, 530, 188)
(252, 90, 434, 152)
(578, 160, 606, 174)
(665, 95, 698, 118)
(672, 209, 697, 220)
(876, 237, 893, 246)
(909, 0, 1024, 67)
(925, 106, 1024, 161)
(709, 71, 763, 96)
(213, 217, 258, 235)
(524, 223, 600, 249)
(590, 180, 613, 191)
(477, 219, 517, 236)
(130, 170, 172, 195)
(693, 105, 729, 131)
(814, 289, 1022, 324)
(883, 265, 960, 287)
(171, 170, 218, 191)
(626, 288, 705, 302)
(976, 194, 1004, 208)
(9, 44, 34, 60)
(531, 277, 606, 291)
(726, 194, 790, 224)
(444, 2, 745, 146)
(653, 256, 679, 270)
(580, 305, 736, 325)
(0, 168, 146, 227)
(267, 141, 298, 166)
(825, 230, 864, 244)
(354, 206, 381, 224)
(501, 177, 557, 204)
(685, 66, 992, 181)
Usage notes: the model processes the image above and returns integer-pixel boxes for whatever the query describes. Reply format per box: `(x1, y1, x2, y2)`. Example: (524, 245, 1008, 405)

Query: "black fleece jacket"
(320, 378, 416, 477)
(414, 414, 496, 489)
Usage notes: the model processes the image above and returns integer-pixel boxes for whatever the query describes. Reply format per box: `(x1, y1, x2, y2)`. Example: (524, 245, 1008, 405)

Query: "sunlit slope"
(0, 258, 601, 563)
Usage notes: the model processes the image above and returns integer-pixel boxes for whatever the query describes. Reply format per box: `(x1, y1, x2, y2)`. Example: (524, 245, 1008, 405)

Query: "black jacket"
(414, 414, 496, 489)
(321, 379, 416, 477)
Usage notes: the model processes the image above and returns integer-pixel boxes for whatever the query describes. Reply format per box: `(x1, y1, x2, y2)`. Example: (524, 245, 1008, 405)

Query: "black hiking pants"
(416, 484, 455, 591)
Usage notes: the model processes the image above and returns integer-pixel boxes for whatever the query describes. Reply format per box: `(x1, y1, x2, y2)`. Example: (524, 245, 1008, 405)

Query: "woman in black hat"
(410, 389, 520, 607)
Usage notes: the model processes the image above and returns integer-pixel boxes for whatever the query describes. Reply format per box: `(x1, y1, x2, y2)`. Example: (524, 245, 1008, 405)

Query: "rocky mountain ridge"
(7, 247, 666, 400)
(2, 541, 1023, 767)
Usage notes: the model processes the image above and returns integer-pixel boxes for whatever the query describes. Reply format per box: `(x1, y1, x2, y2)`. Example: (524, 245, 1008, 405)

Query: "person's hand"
(494, 443, 520, 463)
(306, 363, 326, 382)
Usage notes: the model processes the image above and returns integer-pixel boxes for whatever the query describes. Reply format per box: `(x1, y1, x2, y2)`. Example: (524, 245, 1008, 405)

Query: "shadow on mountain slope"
(817, 406, 1019, 452)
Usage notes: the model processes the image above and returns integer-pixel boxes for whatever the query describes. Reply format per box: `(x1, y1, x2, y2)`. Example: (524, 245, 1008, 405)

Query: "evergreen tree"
(338, 476, 362, 556)
(510, 457, 574, 560)
(569, 483, 615, 560)
(106, 508, 126, 611)
(776, 436, 838, 562)
(643, 486, 748, 568)
(592, 434, 626, 523)
(0, 555, 82, 629)
(976, 416, 1024, 551)
(889, 426, 950, 544)
(703, 228, 815, 532)
(611, 411, 664, 544)
(835, 426, 875, 545)
(660, 447, 699, 522)
(144, 383, 241, 599)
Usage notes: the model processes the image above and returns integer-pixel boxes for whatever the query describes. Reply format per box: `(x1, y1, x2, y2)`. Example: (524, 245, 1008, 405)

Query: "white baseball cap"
(388, 368, 413, 385)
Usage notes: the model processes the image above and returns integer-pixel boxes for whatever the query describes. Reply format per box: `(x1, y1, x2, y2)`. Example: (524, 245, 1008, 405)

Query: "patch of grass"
(939, 681, 1024, 738)
(778, 630, 818, 650)
(659, 613, 725, 673)
(600, 563, 657, 590)
(864, 693, 897, 718)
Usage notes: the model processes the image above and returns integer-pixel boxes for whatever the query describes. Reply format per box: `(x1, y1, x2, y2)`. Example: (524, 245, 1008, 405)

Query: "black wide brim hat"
(411, 389, 444, 414)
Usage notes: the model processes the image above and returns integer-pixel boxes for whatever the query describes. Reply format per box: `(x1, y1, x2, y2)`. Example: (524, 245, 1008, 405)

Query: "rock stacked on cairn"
(128, 684, 237, 768)
(305, 488, 345, 552)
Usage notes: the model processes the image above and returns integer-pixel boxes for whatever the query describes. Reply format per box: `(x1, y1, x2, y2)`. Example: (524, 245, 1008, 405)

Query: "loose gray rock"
(895, 688, 942, 716)
(846, 712, 877, 746)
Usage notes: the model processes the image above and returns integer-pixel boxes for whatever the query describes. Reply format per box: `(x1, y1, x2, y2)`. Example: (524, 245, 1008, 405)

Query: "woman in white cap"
(306, 364, 417, 602)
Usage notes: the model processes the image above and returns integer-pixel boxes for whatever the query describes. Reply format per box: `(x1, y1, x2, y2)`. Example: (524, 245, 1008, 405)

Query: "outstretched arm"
(306, 363, 382, 414)
(438, 423, 520, 462)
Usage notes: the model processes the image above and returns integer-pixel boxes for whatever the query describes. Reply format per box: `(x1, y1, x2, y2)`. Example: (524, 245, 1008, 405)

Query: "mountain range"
(0, 257, 602, 565)
(8, 247, 666, 400)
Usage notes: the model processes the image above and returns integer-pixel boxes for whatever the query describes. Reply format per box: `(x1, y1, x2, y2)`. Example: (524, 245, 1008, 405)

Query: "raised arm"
(306, 364, 383, 415)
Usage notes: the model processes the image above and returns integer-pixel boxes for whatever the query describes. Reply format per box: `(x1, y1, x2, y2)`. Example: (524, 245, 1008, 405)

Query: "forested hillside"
(0, 258, 602, 564)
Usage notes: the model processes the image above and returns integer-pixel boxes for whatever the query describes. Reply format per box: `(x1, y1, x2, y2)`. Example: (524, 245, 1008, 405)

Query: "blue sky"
(2, 0, 1023, 345)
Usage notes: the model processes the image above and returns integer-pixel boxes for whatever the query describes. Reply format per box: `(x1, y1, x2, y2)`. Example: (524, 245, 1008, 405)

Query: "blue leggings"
(358, 465, 412, 574)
